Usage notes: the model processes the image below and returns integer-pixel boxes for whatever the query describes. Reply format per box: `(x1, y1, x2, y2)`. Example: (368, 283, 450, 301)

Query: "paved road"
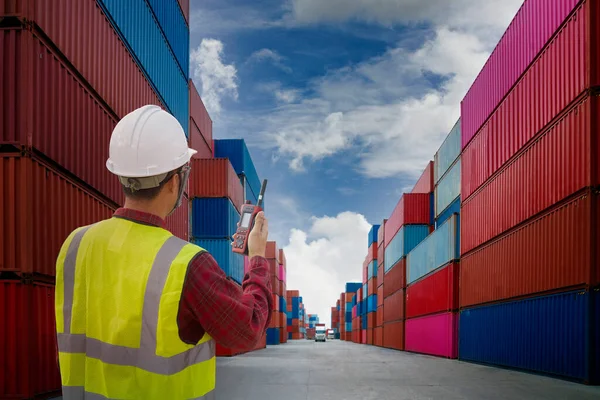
(216, 339, 600, 400)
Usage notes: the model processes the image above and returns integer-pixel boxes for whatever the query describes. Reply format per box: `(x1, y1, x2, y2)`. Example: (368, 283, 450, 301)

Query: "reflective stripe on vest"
(58, 225, 215, 399)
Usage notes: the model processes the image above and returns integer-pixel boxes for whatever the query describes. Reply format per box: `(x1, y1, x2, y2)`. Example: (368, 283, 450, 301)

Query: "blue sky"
(188, 0, 523, 322)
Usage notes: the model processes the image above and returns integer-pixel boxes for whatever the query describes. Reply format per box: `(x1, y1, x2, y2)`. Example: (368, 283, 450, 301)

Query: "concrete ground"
(215, 339, 600, 400)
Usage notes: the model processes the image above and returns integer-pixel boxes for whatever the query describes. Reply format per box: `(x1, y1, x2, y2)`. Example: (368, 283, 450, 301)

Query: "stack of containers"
(374, 220, 387, 347)
(189, 80, 213, 159)
(214, 139, 262, 207)
(361, 283, 367, 344)
(404, 121, 461, 359)
(340, 283, 361, 341)
(382, 189, 432, 351)
(279, 249, 288, 344)
(266, 242, 284, 345)
(286, 290, 305, 339)
(365, 225, 379, 345)
(459, 0, 600, 383)
(0, 1, 190, 397)
(308, 314, 319, 328)
(331, 306, 339, 336)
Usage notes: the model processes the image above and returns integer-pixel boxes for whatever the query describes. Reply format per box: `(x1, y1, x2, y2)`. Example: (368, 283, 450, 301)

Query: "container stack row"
(331, 305, 340, 338)
(308, 314, 320, 328)
(338, 283, 361, 342)
(265, 243, 289, 345)
(286, 290, 306, 339)
(0, 1, 192, 398)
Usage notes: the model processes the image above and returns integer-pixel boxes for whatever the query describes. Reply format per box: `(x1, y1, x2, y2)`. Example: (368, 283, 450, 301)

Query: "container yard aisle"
(214, 341, 600, 400)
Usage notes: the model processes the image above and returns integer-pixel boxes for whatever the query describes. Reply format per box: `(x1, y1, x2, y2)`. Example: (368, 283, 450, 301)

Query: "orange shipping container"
(376, 306, 384, 327)
(383, 321, 404, 351)
(367, 312, 376, 329)
(374, 327, 383, 347)
(266, 242, 280, 262)
(384, 258, 406, 298)
(377, 285, 384, 307)
(384, 289, 405, 323)
(367, 277, 377, 296)
(287, 290, 300, 297)
(367, 328, 374, 345)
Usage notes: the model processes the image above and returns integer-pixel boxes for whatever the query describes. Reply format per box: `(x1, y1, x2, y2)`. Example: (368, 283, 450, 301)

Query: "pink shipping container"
(279, 249, 287, 268)
(411, 161, 434, 194)
(279, 263, 286, 283)
(189, 80, 213, 149)
(462, 96, 598, 255)
(461, 0, 581, 149)
(384, 194, 431, 247)
(462, 0, 600, 201)
(0, 154, 116, 277)
(0, 27, 123, 205)
(188, 158, 243, 212)
(405, 312, 458, 358)
(361, 329, 367, 344)
(460, 191, 598, 308)
(165, 193, 189, 241)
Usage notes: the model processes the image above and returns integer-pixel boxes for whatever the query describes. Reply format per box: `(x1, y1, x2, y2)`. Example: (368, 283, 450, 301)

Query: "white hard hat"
(106, 105, 197, 178)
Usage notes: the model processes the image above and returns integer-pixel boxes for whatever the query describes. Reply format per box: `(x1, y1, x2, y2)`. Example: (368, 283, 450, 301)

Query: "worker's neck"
(123, 198, 168, 220)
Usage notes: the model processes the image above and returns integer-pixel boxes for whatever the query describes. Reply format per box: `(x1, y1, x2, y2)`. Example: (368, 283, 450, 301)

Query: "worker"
(54, 105, 273, 399)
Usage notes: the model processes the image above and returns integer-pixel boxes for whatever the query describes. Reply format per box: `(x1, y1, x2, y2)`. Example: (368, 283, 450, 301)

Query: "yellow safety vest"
(55, 217, 216, 399)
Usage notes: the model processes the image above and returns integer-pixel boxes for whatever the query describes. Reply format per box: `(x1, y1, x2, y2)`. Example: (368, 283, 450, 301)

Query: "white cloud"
(248, 48, 293, 73)
(283, 212, 372, 329)
(256, 82, 301, 104)
(190, 39, 238, 117)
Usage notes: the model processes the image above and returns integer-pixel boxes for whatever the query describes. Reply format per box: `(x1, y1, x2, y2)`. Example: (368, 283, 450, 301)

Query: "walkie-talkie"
(233, 179, 267, 255)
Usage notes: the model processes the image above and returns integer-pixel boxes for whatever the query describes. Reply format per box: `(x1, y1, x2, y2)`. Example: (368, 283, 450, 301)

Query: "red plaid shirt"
(114, 208, 273, 350)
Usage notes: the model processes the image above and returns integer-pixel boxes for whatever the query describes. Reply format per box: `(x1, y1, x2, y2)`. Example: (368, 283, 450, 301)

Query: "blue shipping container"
(362, 314, 368, 329)
(460, 289, 600, 383)
(266, 328, 280, 345)
(363, 284, 368, 300)
(345, 322, 352, 332)
(368, 225, 380, 247)
(434, 119, 461, 183)
(192, 238, 243, 283)
(345, 311, 352, 323)
(214, 140, 261, 197)
(97, 0, 189, 135)
(191, 198, 239, 239)
(435, 196, 460, 229)
(346, 282, 362, 293)
(367, 260, 377, 279)
(244, 179, 258, 205)
(384, 225, 430, 273)
(279, 296, 285, 311)
(407, 215, 458, 284)
(145, 0, 189, 77)
(287, 317, 292, 326)
(288, 332, 292, 340)
(435, 160, 461, 218)
(367, 295, 377, 313)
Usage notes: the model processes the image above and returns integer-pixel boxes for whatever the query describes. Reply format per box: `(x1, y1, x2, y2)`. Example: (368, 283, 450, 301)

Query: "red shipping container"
(177, 0, 190, 24)
(462, 0, 600, 201)
(376, 305, 384, 327)
(270, 276, 280, 295)
(361, 329, 367, 344)
(188, 159, 243, 211)
(460, 191, 598, 307)
(383, 258, 406, 298)
(367, 312, 376, 329)
(366, 243, 378, 263)
(367, 328, 373, 345)
(189, 118, 212, 159)
(189, 80, 213, 148)
(406, 262, 459, 319)
(384, 194, 431, 246)
(165, 193, 189, 241)
(362, 260, 368, 283)
(377, 219, 386, 247)
(377, 286, 384, 307)
(266, 241, 280, 262)
(0, 154, 116, 277)
(461, 0, 581, 149)
(367, 278, 377, 296)
(383, 289, 405, 323)
(288, 290, 300, 297)
(272, 294, 280, 312)
(462, 96, 598, 254)
(411, 161, 434, 194)
(374, 327, 383, 347)
(0, 281, 61, 399)
(267, 259, 278, 276)
(1, 28, 123, 204)
(383, 320, 404, 351)
(278, 329, 286, 345)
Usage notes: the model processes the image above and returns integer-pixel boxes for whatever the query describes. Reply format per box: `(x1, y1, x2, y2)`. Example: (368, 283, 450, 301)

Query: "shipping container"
(383, 320, 404, 351)
(384, 225, 430, 273)
(192, 238, 244, 283)
(165, 193, 189, 241)
(345, 283, 362, 293)
(0, 27, 123, 204)
(435, 119, 461, 183)
(461, 0, 581, 149)
(377, 285, 384, 307)
(435, 197, 460, 230)
(367, 278, 377, 296)
(435, 160, 460, 218)
(97, 0, 189, 134)
(0, 154, 116, 277)
(0, 281, 61, 399)
(189, 80, 213, 149)
(376, 305, 384, 327)
(266, 242, 280, 262)
(383, 258, 406, 298)
(214, 139, 261, 197)
(189, 117, 212, 159)
(374, 326, 383, 347)
(266, 328, 280, 345)
(460, 289, 599, 383)
(407, 215, 459, 285)
(461, 96, 598, 254)
(378, 219, 386, 247)
(145, 0, 189, 77)
(460, 191, 598, 307)
(367, 260, 377, 280)
(368, 225, 380, 247)
(176, 0, 189, 24)
(191, 198, 239, 239)
(405, 312, 458, 359)
(406, 263, 459, 319)
(384, 194, 431, 246)
(461, 0, 600, 200)
(188, 159, 243, 211)
(366, 242, 378, 264)
(411, 161, 434, 194)
(366, 295, 377, 313)
(383, 290, 404, 323)
(279, 248, 287, 268)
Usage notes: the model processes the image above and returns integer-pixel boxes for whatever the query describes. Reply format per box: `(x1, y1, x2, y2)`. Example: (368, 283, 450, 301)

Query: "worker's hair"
(121, 168, 180, 201)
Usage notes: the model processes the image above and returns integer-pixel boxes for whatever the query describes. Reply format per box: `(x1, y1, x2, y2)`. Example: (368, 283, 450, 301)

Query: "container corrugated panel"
(177, 0, 189, 24)
(145, 0, 189, 77)
(407, 215, 458, 285)
(384, 225, 430, 273)
(405, 312, 458, 359)
(367, 260, 377, 280)
(367, 295, 377, 313)
(189, 159, 243, 211)
(460, 192, 597, 308)
(97, 0, 189, 134)
(435, 197, 460, 230)
(377, 285, 384, 307)
(377, 219, 386, 247)
(189, 80, 213, 147)
(435, 160, 460, 218)
(376, 305, 384, 327)
(383, 320, 404, 351)
(434, 119, 461, 183)
(266, 242, 280, 262)
(0, 28, 123, 204)
(374, 326, 383, 346)
(406, 263, 459, 319)
(214, 139, 261, 196)
(266, 328, 280, 345)
(165, 193, 189, 241)
(192, 238, 244, 280)
(346, 282, 362, 293)
(189, 118, 213, 159)
(368, 225, 380, 247)
(462, 1, 596, 200)
(366, 243, 377, 264)
(367, 278, 377, 296)
(461, 96, 597, 255)
(459, 290, 599, 383)
(383, 258, 406, 298)
(0, 154, 116, 276)
(384, 194, 431, 247)
(411, 161, 434, 194)
(191, 198, 239, 239)
(383, 289, 404, 323)
(460, 0, 581, 149)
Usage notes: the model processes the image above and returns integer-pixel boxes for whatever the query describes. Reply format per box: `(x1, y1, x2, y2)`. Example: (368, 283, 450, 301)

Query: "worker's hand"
(248, 212, 268, 259)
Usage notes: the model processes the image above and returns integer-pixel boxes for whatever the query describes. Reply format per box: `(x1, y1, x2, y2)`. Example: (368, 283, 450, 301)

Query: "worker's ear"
(167, 172, 179, 194)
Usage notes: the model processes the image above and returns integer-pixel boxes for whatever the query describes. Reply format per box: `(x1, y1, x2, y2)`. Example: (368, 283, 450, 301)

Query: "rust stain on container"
(188, 158, 243, 212)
